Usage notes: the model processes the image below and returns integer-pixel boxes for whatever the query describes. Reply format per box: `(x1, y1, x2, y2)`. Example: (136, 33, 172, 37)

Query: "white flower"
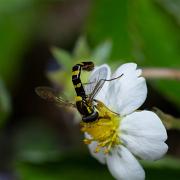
(81, 63, 168, 180)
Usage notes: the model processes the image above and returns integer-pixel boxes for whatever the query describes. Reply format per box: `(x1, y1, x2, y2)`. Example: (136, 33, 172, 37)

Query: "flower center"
(80, 101, 121, 154)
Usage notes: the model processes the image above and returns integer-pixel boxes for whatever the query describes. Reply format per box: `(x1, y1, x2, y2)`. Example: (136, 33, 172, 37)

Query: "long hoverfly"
(35, 62, 122, 123)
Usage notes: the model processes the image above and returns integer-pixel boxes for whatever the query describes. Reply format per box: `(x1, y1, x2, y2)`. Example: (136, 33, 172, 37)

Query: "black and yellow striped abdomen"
(72, 62, 98, 122)
(72, 62, 94, 98)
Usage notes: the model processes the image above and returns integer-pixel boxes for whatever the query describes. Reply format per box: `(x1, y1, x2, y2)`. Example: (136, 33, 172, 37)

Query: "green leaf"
(16, 154, 112, 180)
(142, 156, 180, 169)
(131, 0, 180, 66)
(16, 154, 180, 180)
(131, 0, 180, 107)
(51, 47, 72, 70)
(15, 119, 62, 164)
(86, 0, 132, 60)
(0, 0, 50, 87)
(87, 0, 180, 107)
(73, 36, 91, 60)
(155, 0, 180, 24)
(92, 40, 112, 64)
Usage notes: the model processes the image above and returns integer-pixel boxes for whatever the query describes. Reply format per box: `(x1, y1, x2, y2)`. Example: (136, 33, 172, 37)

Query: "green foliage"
(0, 0, 50, 87)
(51, 47, 72, 70)
(142, 156, 180, 170)
(73, 36, 91, 60)
(155, 0, 180, 23)
(16, 155, 180, 180)
(86, 0, 132, 59)
(14, 119, 62, 164)
(0, 1, 33, 87)
(87, 0, 180, 107)
(144, 156, 180, 180)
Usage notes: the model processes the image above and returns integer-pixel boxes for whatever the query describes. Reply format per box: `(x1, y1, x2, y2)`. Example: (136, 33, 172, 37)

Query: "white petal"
(106, 146, 145, 180)
(87, 64, 111, 102)
(120, 111, 168, 160)
(85, 133, 106, 164)
(105, 63, 147, 116)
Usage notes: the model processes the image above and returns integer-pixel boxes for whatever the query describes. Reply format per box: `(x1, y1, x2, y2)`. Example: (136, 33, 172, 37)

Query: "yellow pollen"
(81, 100, 121, 154)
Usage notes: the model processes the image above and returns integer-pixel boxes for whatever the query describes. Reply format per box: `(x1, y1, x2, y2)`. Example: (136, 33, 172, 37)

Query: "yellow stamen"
(83, 138, 93, 144)
(81, 100, 121, 154)
(94, 146, 100, 153)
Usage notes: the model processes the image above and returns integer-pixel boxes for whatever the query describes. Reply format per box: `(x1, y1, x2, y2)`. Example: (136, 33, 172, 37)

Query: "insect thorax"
(81, 100, 121, 154)
(75, 96, 98, 122)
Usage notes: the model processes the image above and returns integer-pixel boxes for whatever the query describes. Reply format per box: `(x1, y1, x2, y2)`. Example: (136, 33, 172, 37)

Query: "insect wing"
(84, 65, 109, 99)
(35, 86, 75, 108)
(89, 79, 105, 101)
(35, 86, 58, 102)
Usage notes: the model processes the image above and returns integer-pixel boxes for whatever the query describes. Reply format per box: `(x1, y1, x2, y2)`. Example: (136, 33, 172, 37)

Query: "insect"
(35, 61, 122, 123)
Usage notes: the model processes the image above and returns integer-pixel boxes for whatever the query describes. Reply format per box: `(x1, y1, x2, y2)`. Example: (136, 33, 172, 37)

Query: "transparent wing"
(35, 86, 75, 108)
(84, 65, 109, 98)
(84, 66, 123, 102)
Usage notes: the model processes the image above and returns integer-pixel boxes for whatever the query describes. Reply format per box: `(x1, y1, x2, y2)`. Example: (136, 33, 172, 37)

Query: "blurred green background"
(0, 0, 180, 179)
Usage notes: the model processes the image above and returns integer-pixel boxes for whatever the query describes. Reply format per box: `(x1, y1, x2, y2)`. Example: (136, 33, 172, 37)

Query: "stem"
(153, 107, 180, 130)
(142, 68, 180, 80)
(142, 68, 180, 130)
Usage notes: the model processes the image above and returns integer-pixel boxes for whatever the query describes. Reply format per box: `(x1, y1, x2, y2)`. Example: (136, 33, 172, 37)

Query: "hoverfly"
(35, 62, 122, 123)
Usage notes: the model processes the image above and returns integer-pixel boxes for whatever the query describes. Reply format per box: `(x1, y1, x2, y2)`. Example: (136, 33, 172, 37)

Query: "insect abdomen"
(72, 62, 98, 122)
(72, 62, 94, 98)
